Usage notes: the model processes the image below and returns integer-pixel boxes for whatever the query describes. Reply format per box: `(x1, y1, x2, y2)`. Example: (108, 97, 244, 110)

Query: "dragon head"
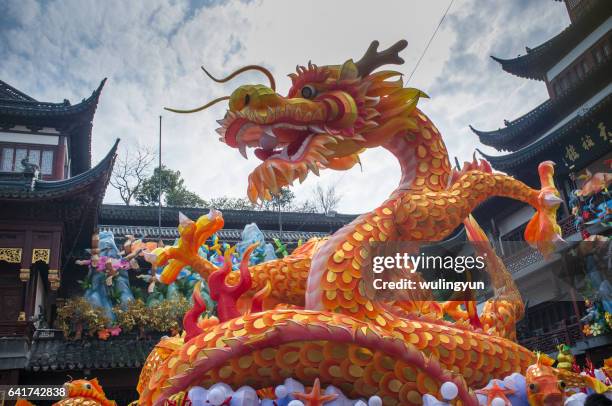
(64, 378, 115, 405)
(166, 40, 427, 202)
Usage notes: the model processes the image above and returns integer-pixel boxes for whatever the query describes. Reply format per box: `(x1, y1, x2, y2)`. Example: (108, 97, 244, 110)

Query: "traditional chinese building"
(97, 204, 355, 246)
(471, 0, 611, 360)
(0, 78, 356, 402)
(0, 78, 119, 385)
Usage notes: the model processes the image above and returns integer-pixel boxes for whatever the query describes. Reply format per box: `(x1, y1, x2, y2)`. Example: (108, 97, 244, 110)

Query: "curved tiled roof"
(99, 224, 329, 244)
(0, 79, 106, 117)
(471, 57, 612, 151)
(0, 80, 36, 101)
(0, 139, 118, 200)
(27, 332, 158, 371)
(0, 79, 107, 175)
(477, 93, 611, 170)
(490, 0, 611, 80)
(99, 204, 357, 233)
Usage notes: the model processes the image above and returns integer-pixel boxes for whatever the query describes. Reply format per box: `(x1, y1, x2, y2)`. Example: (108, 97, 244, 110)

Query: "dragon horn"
(355, 39, 408, 77)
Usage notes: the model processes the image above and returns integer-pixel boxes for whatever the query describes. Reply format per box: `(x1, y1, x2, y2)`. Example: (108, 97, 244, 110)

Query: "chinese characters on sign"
(565, 121, 611, 164)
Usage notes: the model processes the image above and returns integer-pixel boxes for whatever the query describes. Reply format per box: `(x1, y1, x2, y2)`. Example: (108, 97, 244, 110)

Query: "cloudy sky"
(0, 0, 569, 213)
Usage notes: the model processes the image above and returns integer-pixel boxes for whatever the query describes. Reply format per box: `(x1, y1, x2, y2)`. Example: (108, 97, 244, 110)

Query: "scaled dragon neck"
(384, 109, 452, 195)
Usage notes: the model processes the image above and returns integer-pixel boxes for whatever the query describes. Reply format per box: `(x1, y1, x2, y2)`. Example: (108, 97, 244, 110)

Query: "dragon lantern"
(138, 40, 569, 405)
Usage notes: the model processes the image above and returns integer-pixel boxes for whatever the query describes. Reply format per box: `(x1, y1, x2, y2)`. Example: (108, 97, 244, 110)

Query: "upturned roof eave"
(489, 0, 611, 80)
(0, 78, 106, 119)
(0, 138, 118, 200)
(476, 93, 611, 170)
(471, 57, 612, 150)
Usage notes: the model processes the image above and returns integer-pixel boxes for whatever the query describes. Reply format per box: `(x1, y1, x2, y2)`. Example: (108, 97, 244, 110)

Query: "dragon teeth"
(238, 142, 248, 160)
(297, 164, 308, 183)
(309, 125, 325, 133)
(324, 135, 338, 144)
(306, 162, 320, 176)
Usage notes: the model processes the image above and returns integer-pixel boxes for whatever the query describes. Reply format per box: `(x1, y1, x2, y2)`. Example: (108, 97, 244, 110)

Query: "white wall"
(33, 272, 46, 318)
(0, 132, 59, 146)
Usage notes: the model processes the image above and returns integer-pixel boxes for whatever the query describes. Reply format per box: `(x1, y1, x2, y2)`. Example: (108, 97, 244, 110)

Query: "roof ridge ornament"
(0, 79, 37, 102)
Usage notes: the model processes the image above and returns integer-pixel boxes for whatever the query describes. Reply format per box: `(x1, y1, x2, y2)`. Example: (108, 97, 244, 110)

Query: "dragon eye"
(244, 94, 250, 106)
(529, 383, 538, 392)
(558, 381, 566, 390)
(85, 383, 92, 390)
(301, 85, 317, 99)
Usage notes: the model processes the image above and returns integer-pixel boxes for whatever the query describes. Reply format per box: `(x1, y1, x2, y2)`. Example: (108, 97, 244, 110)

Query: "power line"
(407, 0, 456, 83)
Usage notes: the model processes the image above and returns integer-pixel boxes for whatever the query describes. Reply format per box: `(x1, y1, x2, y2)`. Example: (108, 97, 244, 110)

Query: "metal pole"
(278, 201, 283, 241)
(158, 115, 162, 241)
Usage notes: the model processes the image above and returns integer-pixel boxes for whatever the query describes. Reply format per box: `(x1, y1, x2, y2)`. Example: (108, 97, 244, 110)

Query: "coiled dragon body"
(138, 40, 564, 405)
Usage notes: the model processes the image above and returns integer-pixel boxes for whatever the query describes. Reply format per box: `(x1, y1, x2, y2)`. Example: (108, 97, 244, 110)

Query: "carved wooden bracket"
(32, 248, 50, 264)
(0, 248, 22, 263)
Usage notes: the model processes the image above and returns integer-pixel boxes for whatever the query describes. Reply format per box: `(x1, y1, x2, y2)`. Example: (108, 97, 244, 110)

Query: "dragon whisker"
(164, 96, 230, 114)
(201, 64, 276, 91)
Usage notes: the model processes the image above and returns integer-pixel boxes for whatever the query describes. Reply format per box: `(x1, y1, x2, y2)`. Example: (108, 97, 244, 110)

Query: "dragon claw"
(207, 208, 222, 220)
(178, 211, 193, 227)
(147, 211, 226, 285)
(541, 192, 563, 207)
(524, 161, 564, 258)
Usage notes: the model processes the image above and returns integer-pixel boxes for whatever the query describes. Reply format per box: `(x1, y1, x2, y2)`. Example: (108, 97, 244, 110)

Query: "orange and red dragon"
(137, 40, 567, 405)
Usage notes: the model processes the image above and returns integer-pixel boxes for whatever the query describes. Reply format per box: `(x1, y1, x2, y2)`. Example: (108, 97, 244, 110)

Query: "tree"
(265, 187, 296, 237)
(135, 166, 205, 207)
(109, 148, 155, 205)
(253, 188, 318, 213)
(313, 183, 342, 215)
(166, 188, 206, 207)
(203, 196, 256, 210)
(292, 199, 317, 213)
(261, 187, 296, 211)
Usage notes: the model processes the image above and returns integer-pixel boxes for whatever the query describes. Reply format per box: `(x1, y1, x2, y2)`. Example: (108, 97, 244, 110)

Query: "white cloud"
(0, 0, 569, 213)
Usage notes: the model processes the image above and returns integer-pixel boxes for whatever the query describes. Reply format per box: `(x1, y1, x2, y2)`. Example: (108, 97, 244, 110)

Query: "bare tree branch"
(110, 147, 156, 205)
(312, 183, 342, 215)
